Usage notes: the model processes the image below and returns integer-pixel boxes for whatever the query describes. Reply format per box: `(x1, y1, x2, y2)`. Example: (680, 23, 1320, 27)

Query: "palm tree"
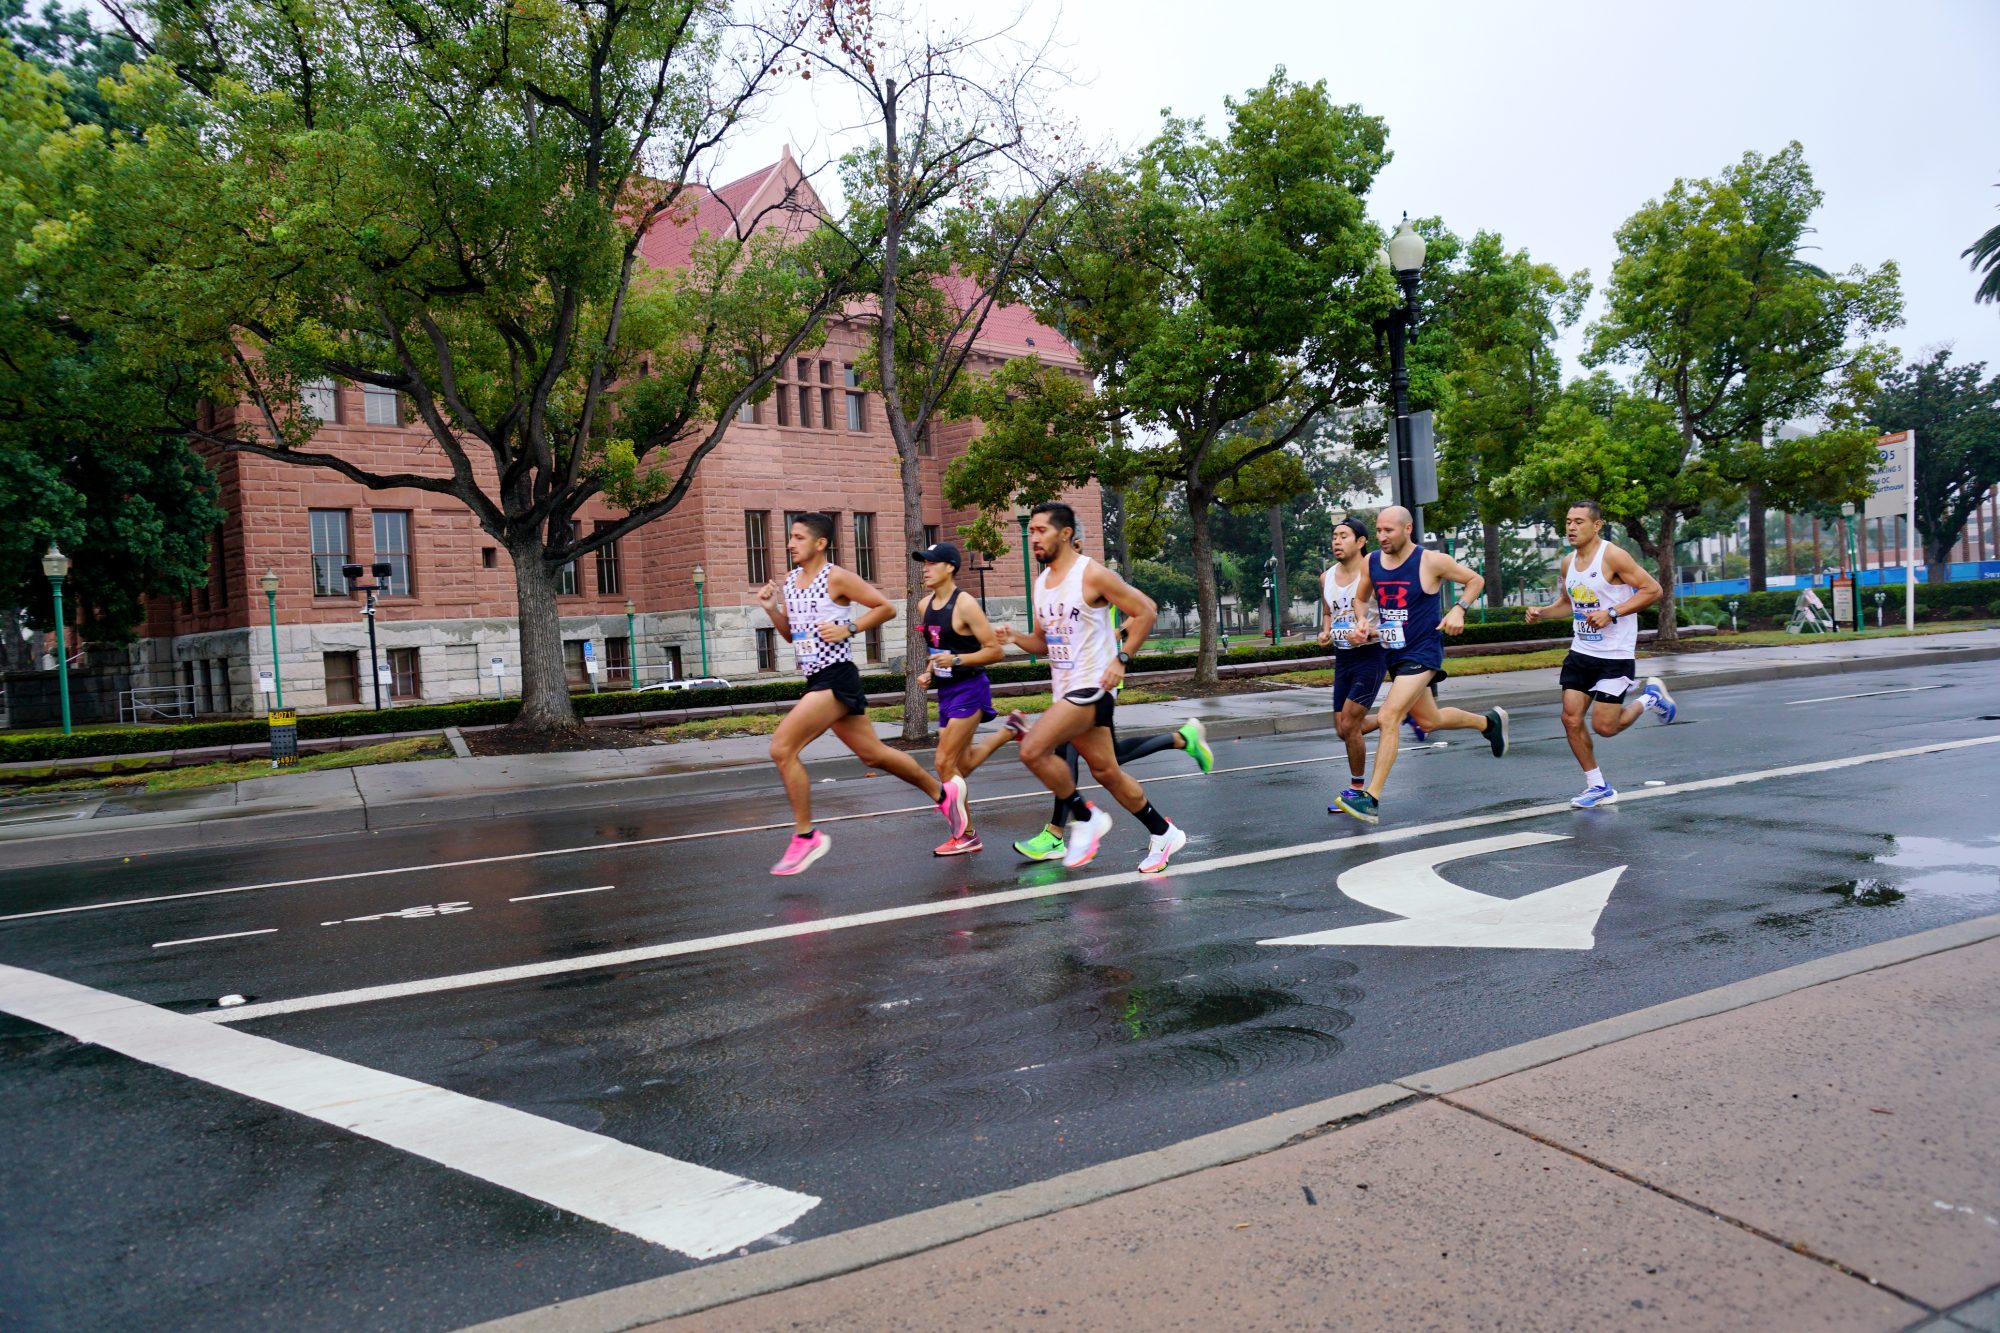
(1967, 180, 2000, 304)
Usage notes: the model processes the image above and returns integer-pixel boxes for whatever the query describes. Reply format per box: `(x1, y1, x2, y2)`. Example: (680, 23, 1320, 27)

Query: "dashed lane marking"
(1787, 685, 1943, 705)
(0, 754, 1343, 924)
(151, 928, 278, 949)
(199, 734, 2000, 1026)
(509, 885, 615, 902)
(0, 964, 818, 1259)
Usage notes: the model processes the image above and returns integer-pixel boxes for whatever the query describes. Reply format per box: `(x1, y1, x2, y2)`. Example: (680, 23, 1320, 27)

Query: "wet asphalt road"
(3, 659, 1999, 1331)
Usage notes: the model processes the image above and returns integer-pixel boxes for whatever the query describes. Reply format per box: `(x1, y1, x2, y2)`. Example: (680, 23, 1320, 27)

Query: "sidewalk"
(476, 913, 2000, 1333)
(3, 629, 1997, 870)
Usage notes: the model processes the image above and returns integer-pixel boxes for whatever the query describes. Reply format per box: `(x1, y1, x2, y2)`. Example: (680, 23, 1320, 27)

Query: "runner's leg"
(769, 691, 851, 834)
(1364, 671, 1434, 800)
(1560, 688, 1597, 772)
(1336, 700, 1369, 786)
(1070, 725, 1150, 816)
(829, 712, 946, 803)
(1115, 732, 1181, 764)
(958, 723, 1015, 778)
(1592, 696, 1647, 739)
(934, 713, 981, 784)
(1020, 704, 1098, 801)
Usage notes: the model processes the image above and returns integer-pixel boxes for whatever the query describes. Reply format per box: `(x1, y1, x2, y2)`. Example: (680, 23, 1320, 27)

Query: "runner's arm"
(1524, 556, 1572, 624)
(993, 621, 1049, 655)
(1353, 572, 1379, 641)
(757, 581, 790, 638)
(1601, 545, 1663, 618)
(825, 567, 897, 640)
(947, 596, 1006, 670)
(1426, 550, 1484, 635)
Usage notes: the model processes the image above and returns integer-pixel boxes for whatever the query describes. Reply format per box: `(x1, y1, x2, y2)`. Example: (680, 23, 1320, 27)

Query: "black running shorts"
(805, 660, 869, 716)
(1559, 651, 1636, 705)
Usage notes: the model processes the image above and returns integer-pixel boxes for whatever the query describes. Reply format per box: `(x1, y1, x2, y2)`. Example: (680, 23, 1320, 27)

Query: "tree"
(77, 0, 857, 731)
(1869, 349, 2000, 582)
(755, 2, 1070, 741)
(1, 28, 224, 652)
(1966, 179, 2000, 305)
(1128, 559, 1193, 632)
(1573, 144, 1900, 638)
(948, 71, 1392, 684)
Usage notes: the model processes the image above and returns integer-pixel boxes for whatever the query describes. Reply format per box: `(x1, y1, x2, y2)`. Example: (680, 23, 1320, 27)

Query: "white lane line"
(0, 964, 816, 1258)
(1787, 685, 1942, 706)
(151, 928, 279, 949)
(509, 886, 615, 903)
(0, 753, 1341, 924)
(205, 733, 2000, 1026)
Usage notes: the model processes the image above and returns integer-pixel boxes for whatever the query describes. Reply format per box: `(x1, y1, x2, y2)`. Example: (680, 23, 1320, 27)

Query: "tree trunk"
(1102, 483, 1128, 569)
(1268, 505, 1286, 640)
(897, 427, 932, 743)
(1188, 481, 1220, 686)
(510, 539, 579, 731)
(1481, 517, 1503, 608)
(1745, 480, 1768, 593)
(1652, 511, 1680, 645)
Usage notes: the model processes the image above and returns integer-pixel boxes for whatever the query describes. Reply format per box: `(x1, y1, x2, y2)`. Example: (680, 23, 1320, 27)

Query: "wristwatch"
(1115, 650, 1132, 665)
(1607, 607, 1619, 622)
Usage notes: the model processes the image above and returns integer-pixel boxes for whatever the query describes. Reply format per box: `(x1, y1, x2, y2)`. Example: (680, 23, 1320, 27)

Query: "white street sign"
(489, 656, 505, 678)
(377, 666, 393, 686)
(1259, 832, 1625, 951)
(585, 659, 600, 674)
(258, 670, 275, 694)
(1864, 430, 1918, 632)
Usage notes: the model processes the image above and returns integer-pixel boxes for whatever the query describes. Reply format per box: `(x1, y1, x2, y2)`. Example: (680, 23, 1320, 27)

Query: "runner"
(1006, 716, 1213, 861)
(1524, 500, 1678, 807)
(1317, 516, 1385, 809)
(1333, 505, 1509, 825)
(759, 514, 969, 875)
(913, 540, 1005, 855)
(994, 502, 1188, 872)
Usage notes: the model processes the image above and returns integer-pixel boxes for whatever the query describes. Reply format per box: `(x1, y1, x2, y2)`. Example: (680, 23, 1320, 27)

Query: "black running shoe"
(1484, 706, 1510, 758)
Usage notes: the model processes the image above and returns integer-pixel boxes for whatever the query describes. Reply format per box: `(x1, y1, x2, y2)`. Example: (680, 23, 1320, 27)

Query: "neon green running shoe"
(1177, 718, 1214, 775)
(1014, 826, 1067, 861)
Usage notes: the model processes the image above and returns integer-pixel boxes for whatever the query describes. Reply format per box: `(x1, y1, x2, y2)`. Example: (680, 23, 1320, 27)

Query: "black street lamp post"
(1380, 215, 1429, 546)
(342, 560, 393, 709)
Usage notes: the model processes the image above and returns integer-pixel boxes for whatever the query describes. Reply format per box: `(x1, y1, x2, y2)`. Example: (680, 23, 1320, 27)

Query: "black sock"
(1065, 793, 1092, 822)
(1050, 795, 1068, 826)
(1132, 802, 1170, 836)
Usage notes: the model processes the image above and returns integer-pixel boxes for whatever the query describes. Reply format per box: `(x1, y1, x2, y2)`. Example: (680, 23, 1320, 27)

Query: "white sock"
(1585, 768, 1605, 788)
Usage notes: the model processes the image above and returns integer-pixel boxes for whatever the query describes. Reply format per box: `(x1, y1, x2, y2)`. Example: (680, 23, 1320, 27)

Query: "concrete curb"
(4, 639, 1997, 872)
(462, 910, 2000, 1333)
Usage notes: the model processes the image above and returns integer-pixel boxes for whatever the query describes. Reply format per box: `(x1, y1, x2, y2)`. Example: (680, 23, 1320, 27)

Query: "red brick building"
(129, 152, 1100, 716)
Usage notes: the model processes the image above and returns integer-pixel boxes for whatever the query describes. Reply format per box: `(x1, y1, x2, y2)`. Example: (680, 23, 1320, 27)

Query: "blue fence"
(1677, 560, 2000, 598)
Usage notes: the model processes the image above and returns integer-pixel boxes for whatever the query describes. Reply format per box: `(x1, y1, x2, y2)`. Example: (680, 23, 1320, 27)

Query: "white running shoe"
(1062, 804, 1114, 868)
(1138, 823, 1187, 874)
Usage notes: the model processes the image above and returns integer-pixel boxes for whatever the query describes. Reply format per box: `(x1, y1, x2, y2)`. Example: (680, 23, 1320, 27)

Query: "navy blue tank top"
(1368, 544, 1440, 656)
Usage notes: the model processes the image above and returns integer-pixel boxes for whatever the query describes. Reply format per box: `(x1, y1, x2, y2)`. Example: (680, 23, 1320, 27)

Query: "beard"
(1033, 546, 1059, 566)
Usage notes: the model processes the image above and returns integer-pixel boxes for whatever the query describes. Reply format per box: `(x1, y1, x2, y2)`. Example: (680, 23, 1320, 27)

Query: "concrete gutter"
(2, 636, 1996, 871)
(461, 911, 2000, 1333)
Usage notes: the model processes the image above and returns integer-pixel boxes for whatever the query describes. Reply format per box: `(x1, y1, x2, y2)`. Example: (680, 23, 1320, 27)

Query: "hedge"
(1674, 579, 2000, 630)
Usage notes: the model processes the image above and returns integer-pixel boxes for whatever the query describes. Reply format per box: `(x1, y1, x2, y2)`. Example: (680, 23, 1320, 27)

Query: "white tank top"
(1566, 542, 1639, 659)
(1035, 555, 1117, 699)
(1321, 564, 1376, 651)
(785, 563, 852, 676)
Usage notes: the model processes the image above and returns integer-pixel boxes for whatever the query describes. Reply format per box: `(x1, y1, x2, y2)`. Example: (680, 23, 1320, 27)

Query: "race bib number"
(1379, 617, 1406, 650)
(1572, 609, 1602, 643)
(1331, 616, 1355, 649)
(1044, 629, 1074, 664)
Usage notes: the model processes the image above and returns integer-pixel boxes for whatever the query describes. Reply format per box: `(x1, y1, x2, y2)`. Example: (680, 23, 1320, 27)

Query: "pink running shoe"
(933, 831, 983, 856)
(770, 830, 830, 876)
(1003, 711, 1030, 741)
(938, 774, 970, 838)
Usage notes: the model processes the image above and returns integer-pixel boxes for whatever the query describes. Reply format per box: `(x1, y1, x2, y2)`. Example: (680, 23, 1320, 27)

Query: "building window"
(482, 546, 496, 568)
(820, 360, 834, 430)
(563, 639, 589, 688)
(324, 651, 360, 705)
(796, 382, 812, 429)
(844, 365, 866, 431)
(372, 511, 413, 596)
(310, 510, 351, 597)
(209, 658, 232, 713)
(864, 626, 883, 664)
(388, 647, 422, 699)
(557, 559, 578, 597)
(756, 627, 778, 672)
(605, 635, 631, 686)
(917, 422, 933, 457)
(593, 521, 622, 595)
(852, 512, 876, 580)
(775, 374, 791, 426)
(923, 524, 940, 547)
(661, 644, 683, 681)
(301, 377, 339, 423)
(362, 384, 402, 426)
(745, 510, 771, 585)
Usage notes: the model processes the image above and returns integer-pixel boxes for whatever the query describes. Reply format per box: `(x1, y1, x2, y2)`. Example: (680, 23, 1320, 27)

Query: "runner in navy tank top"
(1332, 506, 1513, 826)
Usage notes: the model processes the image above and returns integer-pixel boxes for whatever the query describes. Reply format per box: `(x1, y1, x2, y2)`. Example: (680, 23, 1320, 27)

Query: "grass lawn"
(1656, 619, 2000, 650)
(12, 736, 449, 795)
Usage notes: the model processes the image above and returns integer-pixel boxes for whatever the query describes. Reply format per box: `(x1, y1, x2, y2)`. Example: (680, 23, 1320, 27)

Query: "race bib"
(1572, 609, 1602, 643)
(1044, 629, 1074, 664)
(1379, 618, 1406, 650)
(1331, 616, 1354, 649)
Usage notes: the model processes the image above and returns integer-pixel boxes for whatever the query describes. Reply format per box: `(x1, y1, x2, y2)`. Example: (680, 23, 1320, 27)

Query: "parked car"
(633, 676, 733, 694)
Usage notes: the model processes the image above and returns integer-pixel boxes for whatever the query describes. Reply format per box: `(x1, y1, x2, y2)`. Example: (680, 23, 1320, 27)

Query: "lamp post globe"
(1387, 215, 1427, 274)
(42, 543, 72, 735)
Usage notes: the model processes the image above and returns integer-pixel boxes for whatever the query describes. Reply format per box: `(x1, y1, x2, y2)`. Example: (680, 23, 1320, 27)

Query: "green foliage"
(1129, 559, 1196, 620)
(1965, 180, 2000, 305)
(1867, 349, 2000, 570)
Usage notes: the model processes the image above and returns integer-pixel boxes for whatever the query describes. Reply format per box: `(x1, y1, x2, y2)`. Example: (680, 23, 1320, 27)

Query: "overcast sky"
(719, 0, 2000, 385)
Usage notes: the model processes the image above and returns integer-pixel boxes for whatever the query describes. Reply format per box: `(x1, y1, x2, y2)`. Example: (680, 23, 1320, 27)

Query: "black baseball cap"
(912, 541, 961, 569)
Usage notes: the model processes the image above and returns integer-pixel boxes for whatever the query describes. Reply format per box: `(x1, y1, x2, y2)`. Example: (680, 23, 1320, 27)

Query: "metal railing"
(119, 684, 196, 725)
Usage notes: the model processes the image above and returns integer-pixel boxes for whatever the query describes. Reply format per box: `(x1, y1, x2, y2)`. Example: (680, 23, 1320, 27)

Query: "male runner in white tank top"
(1525, 499, 1678, 808)
(993, 502, 1187, 873)
(757, 513, 970, 875)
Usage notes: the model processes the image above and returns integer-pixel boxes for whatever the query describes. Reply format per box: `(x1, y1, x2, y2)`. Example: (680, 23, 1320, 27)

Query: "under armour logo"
(1377, 584, 1410, 609)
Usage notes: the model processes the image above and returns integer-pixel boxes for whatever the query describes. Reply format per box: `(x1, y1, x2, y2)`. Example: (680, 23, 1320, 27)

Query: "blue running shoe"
(1571, 783, 1619, 809)
(1405, 716, 1429, 742)
(1641, 676, 1677, 724)
(1330, 786, 1364, 814)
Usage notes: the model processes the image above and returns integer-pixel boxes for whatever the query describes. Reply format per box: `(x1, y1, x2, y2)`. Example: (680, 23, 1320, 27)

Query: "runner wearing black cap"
(914, 541, 1005, 855)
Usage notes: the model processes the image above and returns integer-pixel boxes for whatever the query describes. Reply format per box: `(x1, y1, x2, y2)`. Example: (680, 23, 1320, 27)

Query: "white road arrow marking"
(1259, 832, 1624, 950)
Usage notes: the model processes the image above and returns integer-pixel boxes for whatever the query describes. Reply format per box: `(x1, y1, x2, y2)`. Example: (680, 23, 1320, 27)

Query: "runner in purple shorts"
(914, 541, 1006, 855)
